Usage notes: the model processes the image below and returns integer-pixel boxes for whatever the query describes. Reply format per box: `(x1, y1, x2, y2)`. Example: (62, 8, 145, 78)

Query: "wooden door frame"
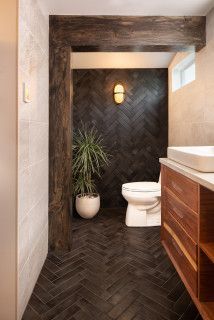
(49, 15, 206, 252)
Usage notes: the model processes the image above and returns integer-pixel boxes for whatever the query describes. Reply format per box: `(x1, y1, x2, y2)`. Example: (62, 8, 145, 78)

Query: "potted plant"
(73, 125, 110, 219)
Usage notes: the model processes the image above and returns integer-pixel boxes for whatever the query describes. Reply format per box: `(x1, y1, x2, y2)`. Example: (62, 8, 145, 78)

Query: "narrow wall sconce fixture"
(114, 83, 125, 104)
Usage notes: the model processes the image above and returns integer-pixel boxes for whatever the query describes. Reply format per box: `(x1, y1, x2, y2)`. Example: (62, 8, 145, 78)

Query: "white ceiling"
(40, 0, 214, 16)
(71, 52, 175, 69)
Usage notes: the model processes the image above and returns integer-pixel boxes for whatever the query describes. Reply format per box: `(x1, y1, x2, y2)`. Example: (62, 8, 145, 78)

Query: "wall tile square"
(18, 120, 29, 169)
(28, 158, 48, 211)
(28, 193, 48, 249)
(18, 168, 30, 223)
(18, 259, 30, 319)
(29, 122, 48, 165)
(18, 215, 30, 273)
(28, 224, 48, 294)
(203, 122, 214, 145)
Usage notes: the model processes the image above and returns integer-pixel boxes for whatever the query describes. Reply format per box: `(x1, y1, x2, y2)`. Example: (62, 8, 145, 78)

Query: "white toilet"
(122, 181, 161, 227)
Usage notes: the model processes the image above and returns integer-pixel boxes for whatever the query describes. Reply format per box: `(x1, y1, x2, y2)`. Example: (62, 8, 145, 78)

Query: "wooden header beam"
(50, 15, 206, 52)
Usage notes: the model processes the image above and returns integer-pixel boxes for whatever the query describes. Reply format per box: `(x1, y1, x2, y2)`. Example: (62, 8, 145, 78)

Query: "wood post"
(49, 44, 72, 252)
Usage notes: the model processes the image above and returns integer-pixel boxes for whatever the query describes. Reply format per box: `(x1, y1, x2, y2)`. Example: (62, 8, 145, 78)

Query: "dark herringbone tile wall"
(23, 209, 201, 320)
(73, 69, 168, 207)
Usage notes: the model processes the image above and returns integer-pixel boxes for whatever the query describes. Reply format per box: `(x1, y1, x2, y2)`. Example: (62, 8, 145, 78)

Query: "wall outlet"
(23, 82, 31, 103)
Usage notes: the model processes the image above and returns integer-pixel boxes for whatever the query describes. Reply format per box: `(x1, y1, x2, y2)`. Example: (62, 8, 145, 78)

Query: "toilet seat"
(122, 182, 161, 193)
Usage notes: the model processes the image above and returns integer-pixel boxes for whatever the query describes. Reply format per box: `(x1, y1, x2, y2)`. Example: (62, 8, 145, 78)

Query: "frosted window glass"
(172, 53, 195, 92)
(182, 63, 195, 86)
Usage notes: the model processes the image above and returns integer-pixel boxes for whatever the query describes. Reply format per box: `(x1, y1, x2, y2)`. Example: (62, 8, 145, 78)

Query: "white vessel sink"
(167, 146, 214, 172)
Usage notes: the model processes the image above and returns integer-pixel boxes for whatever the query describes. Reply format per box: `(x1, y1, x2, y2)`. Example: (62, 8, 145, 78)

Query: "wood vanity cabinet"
(161, 165, 214, 320)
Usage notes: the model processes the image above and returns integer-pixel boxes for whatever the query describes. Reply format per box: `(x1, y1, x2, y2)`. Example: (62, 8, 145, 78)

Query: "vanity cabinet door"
(165, 167, 199, 212)
(164, 208, 197, 263)
(165, 188, 198, 243)
(163, 225, 198, 296)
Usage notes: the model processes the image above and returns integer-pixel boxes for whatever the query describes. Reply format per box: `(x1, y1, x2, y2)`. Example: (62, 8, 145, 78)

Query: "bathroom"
(1, 1, 214, 320)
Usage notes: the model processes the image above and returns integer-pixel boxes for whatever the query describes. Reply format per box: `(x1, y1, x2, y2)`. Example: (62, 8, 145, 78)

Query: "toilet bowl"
(122, 182, 161, 227)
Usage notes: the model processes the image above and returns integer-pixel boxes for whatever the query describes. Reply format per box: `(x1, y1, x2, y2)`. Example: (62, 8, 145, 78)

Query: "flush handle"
(171, 181, 183, 194)
(168, 201, 184, 219)
(172, 238, 183, 256)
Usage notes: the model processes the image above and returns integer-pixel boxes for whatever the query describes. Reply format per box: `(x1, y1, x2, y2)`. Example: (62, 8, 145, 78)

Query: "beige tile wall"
(18, 0, 49, 318)
(169, 7, 214, 146)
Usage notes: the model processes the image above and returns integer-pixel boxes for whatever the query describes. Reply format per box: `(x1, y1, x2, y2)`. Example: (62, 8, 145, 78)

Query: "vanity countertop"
(160, 158, 214, 192)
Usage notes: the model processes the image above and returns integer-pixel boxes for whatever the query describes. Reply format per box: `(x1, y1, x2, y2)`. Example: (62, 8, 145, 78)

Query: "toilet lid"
(122, 182, 161, 192)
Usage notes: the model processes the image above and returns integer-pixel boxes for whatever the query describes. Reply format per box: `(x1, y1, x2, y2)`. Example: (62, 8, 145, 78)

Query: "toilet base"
(125, 201, 161, 227)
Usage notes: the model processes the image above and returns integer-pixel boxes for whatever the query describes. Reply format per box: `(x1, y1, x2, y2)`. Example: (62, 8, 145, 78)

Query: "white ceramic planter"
(75, 193, 100, 219)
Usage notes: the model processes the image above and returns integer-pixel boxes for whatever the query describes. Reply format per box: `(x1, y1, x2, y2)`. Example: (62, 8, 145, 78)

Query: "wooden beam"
(50, 15, 206, 52)
(49, 44, 72, 252)
(71, 45, 196, 52)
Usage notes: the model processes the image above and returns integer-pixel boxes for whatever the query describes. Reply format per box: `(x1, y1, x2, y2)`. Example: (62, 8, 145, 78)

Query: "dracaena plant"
(72, 124, 111, 196)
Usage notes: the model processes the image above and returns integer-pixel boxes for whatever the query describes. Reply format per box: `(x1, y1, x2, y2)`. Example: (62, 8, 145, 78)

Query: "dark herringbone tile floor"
(22, 208, 202, 320)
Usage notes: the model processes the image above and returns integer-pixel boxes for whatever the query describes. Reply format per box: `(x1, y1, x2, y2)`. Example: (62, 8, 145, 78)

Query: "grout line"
(28, 120, 49, 125)
(18, 155, 48, 178)
(28, 155, 49, 169)
(18, 222, 48, 276)
(19, 18, 48, 57)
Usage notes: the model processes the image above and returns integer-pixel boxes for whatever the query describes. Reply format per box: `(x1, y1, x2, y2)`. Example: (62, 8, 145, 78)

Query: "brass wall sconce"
(114, 83, 125, 104)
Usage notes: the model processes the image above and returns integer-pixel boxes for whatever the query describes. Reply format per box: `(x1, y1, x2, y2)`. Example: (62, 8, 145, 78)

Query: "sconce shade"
(114, 83, 125, 104)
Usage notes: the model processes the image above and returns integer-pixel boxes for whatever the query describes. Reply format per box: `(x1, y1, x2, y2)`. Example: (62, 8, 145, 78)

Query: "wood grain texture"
(163, 239, 214, 320)
(163, 225, 198, 295)
(49, 45, 72, 251)
(73, 69, 168, 207)
(198, 186, 214, 303)
(165, 187, 198, 243)
(198, 249, 214, 302)
(200, 243, 214, 264)
(199, 186, 214, 243)
(161, 165, 214, 319)
(165, 167, 199, 213)
(50, 15, 206, 52)
(161, 165, 166, 242)
(164, 209, 197, 263)
(72, 45, 200, 52)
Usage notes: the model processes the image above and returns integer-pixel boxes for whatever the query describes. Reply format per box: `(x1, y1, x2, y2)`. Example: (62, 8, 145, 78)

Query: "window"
(172, 52, 195, 92)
